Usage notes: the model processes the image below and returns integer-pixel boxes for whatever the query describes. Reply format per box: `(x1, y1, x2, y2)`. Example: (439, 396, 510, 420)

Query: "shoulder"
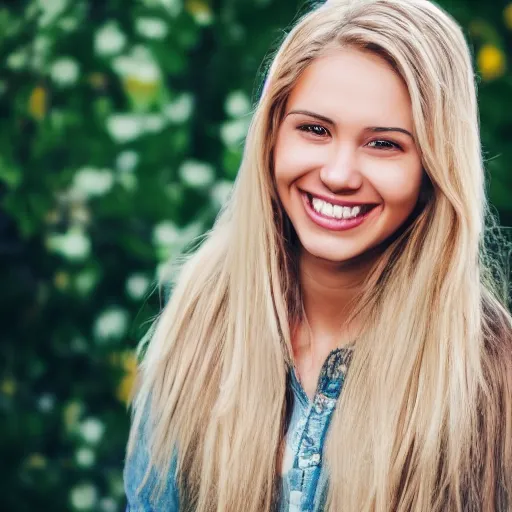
(481, 298, 512, 385)
(124, 413, 180, 511)
(476, 299, 512, 508)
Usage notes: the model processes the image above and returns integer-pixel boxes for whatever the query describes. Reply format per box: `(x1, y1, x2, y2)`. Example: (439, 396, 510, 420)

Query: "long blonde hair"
(127, 0, 512, 510)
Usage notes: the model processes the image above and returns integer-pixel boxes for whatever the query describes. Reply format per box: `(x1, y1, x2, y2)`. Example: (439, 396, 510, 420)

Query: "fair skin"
(273, 47, 423, 398)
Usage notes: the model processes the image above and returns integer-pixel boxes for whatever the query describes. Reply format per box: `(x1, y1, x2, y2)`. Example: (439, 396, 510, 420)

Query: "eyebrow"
(286, 109, 414, 139)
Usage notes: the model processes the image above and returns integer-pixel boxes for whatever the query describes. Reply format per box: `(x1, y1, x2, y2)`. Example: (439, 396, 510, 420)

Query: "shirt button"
(314, 398, 324, 413)
(310, 452, 321, 464)
(298, 450, 321, 468)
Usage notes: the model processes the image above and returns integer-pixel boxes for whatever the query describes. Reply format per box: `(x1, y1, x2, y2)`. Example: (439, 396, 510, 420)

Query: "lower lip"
(301, 193, 379, 232)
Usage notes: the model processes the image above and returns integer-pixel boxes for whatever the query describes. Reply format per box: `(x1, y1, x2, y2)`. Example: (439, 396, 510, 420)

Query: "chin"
(300, 238, 371, 264)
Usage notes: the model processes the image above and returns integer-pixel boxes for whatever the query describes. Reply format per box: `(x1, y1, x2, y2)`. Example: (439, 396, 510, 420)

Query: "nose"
(319, 142, 363, 193)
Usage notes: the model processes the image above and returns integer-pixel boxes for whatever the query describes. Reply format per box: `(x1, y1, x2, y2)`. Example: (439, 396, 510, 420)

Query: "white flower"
(38, 0, 68, 27)
(94, 22, 126, 57)
(109, 471, 125, 497)
(38, 393, 55, 412)
(126, 274, 151, 300)
(220, 118, 249, 147)
(79, 417, 105, 445)
(112, 46, 160, 82)
(46, 229, 91, 261)
(34, 35, 51, 58)
(7, 48, 29, 70)
(225, 91, 251, 118)
(153, 221, 180, 247)
(71, 167, 114, 199)
(94, 307, 129, 342)
(179, 221, 203, 247)
(156, 260, 173, 282)
(70, 202, 91, 226)
(142, 0, 182, 16)
(106, 114, 143, 143)
(164, 93, 194, 123)
(50, 58, 80, 87)
(76, 448, 95, 468)
(58, 16, 79, 32)
(210, 180, 233, 206)
(189, 6, 213, 26)
(99, 497, 117, 512)
(153, 221, 204, 261)
(117, 172, 138, 191)
(31, 35, 52, 70)
(107, 113, 166, 142)
(135, 17, 168, 39)
(75, 269, 98, 296)
(116, 151, 139, 173)
(70, 483, 98, 510)
(163, 0, 182, 15)
(142, 114, 165, 133)
(178, 160, 215, 188)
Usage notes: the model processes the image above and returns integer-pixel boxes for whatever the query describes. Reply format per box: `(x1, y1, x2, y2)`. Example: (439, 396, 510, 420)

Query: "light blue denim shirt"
(124, 346, 353, 511)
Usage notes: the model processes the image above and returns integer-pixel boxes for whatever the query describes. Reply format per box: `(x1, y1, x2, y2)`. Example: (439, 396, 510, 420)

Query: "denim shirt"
(124, 346, 353, 512)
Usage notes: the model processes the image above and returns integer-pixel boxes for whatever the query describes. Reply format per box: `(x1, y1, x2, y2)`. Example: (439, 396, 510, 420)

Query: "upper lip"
(301, 190, 379, 207)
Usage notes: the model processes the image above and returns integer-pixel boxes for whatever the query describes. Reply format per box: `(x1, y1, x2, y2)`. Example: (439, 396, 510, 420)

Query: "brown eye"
(367, 139, 402, 150)
(297, 124, 330, 137)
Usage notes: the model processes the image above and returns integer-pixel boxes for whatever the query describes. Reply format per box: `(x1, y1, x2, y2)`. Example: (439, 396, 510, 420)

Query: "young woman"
(124, 0, 512, 510)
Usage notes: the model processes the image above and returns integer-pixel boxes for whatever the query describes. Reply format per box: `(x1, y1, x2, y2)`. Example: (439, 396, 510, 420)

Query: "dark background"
(1, 0, 511, 510)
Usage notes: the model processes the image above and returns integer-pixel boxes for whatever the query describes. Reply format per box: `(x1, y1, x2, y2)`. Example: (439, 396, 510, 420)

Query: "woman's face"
(273, 47, 423, 263)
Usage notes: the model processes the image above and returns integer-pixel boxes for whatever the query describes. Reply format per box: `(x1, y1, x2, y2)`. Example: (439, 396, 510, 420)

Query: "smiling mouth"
(304, 192, 379, 220)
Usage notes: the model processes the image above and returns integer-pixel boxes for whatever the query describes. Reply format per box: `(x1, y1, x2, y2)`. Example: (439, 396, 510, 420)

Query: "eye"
(297, 123, 330, 138)
(366, 139, 402, 151)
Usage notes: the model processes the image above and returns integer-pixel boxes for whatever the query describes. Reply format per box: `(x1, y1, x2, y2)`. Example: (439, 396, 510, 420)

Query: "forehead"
(285, 47, 414, 130)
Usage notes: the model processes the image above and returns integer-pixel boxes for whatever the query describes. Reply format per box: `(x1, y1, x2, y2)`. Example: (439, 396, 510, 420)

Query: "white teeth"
(312, 197, 323, 211)
(333, 205, 343, 219)
(322, 203, 333, 216)
(310, 195, 366, 219)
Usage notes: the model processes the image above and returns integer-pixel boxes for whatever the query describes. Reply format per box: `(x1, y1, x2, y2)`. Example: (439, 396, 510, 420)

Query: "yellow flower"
(185, 0, 213, 25)
(63, 401, 83, 432)
(504, 4, 512, 30)
(54, 271, 70, 290)
(123, 77, 159, 96)
(1, 378, 16, 396)
(88, 72, 107, 90)
(115, 351, 138, 405)
(26, 453, 47, 469)
(28, 86, 47, 120)
(122, 76, 160, 111)
(477, 44, 506, 81)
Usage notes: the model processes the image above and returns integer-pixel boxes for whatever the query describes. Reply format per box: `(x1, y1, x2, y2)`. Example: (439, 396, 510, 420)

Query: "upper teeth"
(311, 197, 363, 219)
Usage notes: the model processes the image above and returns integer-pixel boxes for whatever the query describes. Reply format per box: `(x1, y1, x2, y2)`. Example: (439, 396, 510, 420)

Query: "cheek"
(370, 162, 423, 208)
(274, 130, 324, 185)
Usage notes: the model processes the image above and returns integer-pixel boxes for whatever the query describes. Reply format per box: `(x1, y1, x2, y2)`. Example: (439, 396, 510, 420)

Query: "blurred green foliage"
(0, 0, 511, 510)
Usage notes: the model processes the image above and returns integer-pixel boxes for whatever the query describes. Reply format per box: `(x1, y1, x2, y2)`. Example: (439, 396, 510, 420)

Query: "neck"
(295, 247, 379, 353)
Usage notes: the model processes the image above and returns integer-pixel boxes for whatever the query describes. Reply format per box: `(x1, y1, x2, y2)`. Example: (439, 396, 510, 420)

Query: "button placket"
(298, 431, 322, 469)
(284, 346, 354, 511)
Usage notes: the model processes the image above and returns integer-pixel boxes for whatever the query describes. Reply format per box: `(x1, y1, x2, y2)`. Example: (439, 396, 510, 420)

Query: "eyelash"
(297, 123, 403, 150)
